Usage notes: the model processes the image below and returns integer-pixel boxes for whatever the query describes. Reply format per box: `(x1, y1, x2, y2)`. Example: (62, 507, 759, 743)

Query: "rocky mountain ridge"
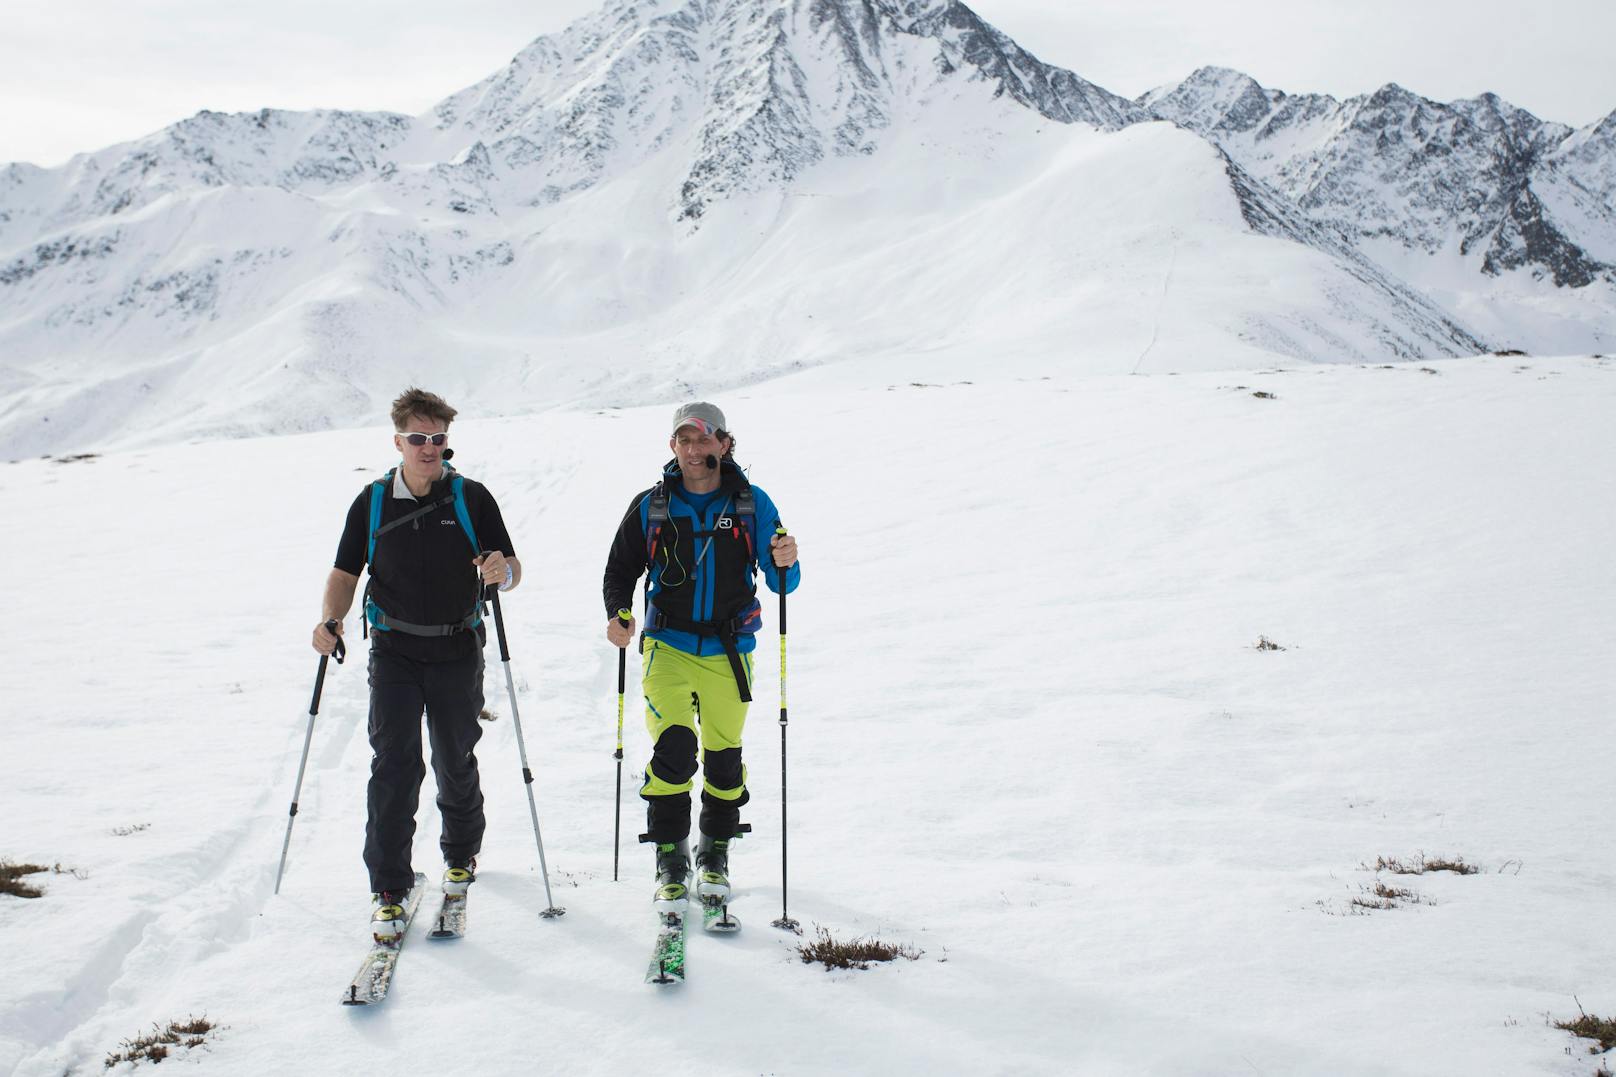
(1139, 65, 1616, 289)
(1, 0, 1611, 457)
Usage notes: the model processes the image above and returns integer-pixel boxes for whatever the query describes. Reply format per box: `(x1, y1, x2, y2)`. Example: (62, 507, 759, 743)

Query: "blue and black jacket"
(603, 457, 800, 698)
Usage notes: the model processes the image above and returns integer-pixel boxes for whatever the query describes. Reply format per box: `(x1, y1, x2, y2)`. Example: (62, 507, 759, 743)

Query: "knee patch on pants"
(641, 725, 698, 796)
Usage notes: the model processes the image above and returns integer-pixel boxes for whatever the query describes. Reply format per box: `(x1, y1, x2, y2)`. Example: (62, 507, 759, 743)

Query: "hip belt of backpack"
(646, 604, 754, 703)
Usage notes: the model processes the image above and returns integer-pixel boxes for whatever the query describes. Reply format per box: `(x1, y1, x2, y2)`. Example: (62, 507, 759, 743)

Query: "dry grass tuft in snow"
(1368, 853, 1481, 876)
(0, 859, 86, 898)
(1556, 1002, 1616, 1077)
(797, 925, 922, 971)
(103, 1015, 217, 1069)
(1557, 1002, 1616, 1055)
(0, 860, 49, 898)
(1350, 880, 1433, 912)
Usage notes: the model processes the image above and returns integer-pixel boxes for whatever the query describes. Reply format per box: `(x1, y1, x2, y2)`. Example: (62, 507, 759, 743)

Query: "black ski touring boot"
(443, 857, 476, 896)
(653, 840, 690, 912)
(696, 835, 731, 903)
(371, 884, 415, 943)
(427, 856, 475, 940)
(696, 833, 741, 934)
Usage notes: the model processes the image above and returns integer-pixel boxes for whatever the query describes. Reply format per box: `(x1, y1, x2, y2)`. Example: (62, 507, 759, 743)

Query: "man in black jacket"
(312, 387, 520, 939)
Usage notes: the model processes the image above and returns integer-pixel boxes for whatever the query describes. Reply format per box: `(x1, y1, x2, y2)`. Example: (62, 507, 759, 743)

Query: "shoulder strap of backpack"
(366, 469, 393, 564)
(370, 466, 481, 557)
(645, 481, 670, 561)
(732, 481, 756, 561)
(448, 473, 480, 554)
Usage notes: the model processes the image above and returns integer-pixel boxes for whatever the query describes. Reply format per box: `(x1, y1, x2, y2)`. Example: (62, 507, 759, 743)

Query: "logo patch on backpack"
(718, 516, 734, 529)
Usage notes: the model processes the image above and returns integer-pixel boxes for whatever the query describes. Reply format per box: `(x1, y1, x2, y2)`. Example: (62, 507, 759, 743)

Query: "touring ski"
(646, 882, 689, 985)
(427, 888, 467, 939)
(427, 862, 474, 939)
(696, 840, 740, 935)
(701, 896, 741, 934)
(341, 872, 427, 1006)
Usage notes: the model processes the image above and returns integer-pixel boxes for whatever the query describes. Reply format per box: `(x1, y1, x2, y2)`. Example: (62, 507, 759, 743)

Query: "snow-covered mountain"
(427, 0, 1145, 223)
(1140, 67, 1616, 348)
(2, 0, 1612, 458)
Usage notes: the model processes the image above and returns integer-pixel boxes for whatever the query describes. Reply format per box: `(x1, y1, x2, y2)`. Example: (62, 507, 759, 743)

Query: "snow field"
(2, 354, 1614, 1075)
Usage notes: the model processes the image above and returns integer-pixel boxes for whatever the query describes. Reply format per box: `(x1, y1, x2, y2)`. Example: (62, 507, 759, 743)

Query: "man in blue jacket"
(603, 402, 800, 905)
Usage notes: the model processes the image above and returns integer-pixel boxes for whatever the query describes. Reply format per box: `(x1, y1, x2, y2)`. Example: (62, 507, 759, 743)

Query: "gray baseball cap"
(670, 401, 727, 436)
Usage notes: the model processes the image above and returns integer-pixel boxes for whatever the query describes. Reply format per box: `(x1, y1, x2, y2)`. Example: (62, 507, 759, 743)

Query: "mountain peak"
(1140, 66, 1278, 136)
(1185, 65, 1266, 91)
(425, 0, 1143, 222)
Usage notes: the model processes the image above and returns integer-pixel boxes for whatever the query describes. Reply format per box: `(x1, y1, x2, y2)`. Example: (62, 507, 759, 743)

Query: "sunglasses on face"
(399, 432, 448, 446)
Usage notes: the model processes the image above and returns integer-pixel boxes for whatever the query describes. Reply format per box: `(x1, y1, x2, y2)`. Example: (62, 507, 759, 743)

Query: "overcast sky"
(3, 0, 1612, 167)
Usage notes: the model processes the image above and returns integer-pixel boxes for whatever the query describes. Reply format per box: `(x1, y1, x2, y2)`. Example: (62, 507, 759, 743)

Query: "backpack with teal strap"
(363, 463, 485, 637)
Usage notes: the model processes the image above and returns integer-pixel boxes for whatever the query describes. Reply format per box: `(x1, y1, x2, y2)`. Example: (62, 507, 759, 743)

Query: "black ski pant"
(363, 646, 486, 893)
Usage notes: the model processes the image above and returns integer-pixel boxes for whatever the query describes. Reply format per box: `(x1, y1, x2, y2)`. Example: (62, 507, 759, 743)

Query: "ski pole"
(275, 620, 344, 894)
(771, 527, 800, 932)
(612, 607, 632, 882)
(484, 560, 565, 918)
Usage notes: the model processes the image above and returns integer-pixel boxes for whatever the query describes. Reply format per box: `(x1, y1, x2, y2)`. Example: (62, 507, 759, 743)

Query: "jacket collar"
(391, 463, 452, 501)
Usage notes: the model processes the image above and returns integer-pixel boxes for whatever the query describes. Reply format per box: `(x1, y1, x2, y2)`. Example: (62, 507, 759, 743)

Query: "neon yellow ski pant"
(638, 638, 751, 806)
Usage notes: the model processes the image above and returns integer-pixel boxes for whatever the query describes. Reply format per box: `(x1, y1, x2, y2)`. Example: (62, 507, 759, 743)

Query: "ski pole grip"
(481, 553, 512, 661)
(774, 527, 788, 636)
(490, 592, 511, 661)
(477, 551, 499, 600)
(615, 608, 632, 683)
(775, 527, 788, 727)
(325, 618, 346, 664)
(309, 623, 340, 714)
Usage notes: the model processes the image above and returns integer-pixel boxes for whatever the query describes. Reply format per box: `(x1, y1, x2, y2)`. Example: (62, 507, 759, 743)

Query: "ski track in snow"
(2, 355, 1615, 1075)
